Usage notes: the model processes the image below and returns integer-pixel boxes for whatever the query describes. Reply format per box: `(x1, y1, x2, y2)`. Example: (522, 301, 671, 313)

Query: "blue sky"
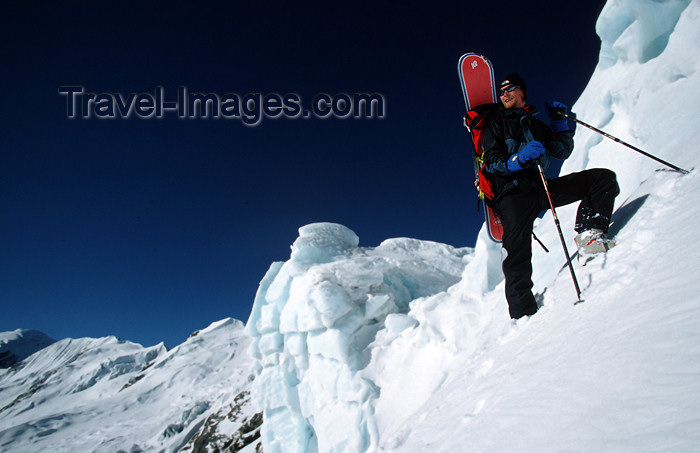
(0, 1, 605, 348)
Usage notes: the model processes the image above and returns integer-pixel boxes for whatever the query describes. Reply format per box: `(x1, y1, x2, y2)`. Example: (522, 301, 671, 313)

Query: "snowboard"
(458, 53, 503, 242)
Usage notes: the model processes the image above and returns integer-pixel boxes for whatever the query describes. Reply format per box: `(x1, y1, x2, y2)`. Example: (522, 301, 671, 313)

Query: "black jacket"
(482, 105, 574, 200)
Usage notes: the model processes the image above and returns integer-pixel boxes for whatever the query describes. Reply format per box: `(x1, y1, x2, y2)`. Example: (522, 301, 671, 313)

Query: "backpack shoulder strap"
(464, 102, 499, 130)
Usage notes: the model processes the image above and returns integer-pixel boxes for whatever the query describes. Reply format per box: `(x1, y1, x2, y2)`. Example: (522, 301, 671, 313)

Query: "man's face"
(499, 84, 526, 109)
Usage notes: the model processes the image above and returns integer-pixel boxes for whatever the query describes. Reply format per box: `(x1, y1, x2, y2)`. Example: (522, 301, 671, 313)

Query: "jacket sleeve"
(482, 119, 511, 175)
(533, 116, 574, 160)
(529, 117, 575, 161)
(545, 130, 574, 160)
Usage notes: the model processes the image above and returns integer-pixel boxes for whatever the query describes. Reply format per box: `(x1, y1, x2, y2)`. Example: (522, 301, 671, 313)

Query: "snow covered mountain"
(3, 0, 700, 452)
(0, 329, 56, 368)
(247, 0, 700, 451)
(0, 319, 261, 452)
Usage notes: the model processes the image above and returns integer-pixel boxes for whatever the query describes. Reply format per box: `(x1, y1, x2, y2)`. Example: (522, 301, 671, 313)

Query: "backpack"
(463, 103, 499, 202)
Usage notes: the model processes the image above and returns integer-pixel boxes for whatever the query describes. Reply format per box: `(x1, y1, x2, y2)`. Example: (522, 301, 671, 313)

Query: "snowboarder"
(481, 73, 620, 319)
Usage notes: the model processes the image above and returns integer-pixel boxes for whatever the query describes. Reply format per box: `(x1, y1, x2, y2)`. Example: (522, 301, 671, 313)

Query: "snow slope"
(0, 319, 261, 452)
(247, 0, 700, 451)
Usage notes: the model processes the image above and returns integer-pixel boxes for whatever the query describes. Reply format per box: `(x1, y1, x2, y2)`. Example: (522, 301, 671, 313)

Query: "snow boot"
(574, 228, 616, 255)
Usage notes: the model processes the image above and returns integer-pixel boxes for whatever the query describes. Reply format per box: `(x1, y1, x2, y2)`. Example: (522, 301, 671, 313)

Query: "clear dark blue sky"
(0, 1, 606, 348)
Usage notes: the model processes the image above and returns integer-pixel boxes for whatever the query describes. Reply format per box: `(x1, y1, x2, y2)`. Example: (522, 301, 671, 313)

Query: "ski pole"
(562, 113, 689, 175)
(536, 163, 583, 303)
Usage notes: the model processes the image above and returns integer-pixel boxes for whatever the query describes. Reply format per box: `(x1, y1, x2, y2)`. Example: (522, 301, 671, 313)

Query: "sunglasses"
(499, 85, 521, 96)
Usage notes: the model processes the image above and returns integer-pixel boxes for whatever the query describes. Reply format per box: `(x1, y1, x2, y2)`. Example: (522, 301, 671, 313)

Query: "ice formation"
(246, 223, 470, 452)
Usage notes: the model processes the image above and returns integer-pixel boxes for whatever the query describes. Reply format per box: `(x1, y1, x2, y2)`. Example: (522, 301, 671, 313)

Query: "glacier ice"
(246, 222, 469, 452)
(596, 0, 691, 68)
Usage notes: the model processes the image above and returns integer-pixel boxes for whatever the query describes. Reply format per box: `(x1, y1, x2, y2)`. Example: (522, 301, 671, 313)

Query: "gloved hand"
(545, 101, 571, 133)
(506, 141, 547, 172)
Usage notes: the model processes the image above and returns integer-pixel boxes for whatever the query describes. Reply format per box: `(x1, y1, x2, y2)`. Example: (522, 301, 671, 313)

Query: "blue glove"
(545, 101, 570, 133)
(506, 141, 547, 172)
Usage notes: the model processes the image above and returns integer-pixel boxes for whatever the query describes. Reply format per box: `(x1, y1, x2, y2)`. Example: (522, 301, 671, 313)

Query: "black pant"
(495, 168, 619, 319)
